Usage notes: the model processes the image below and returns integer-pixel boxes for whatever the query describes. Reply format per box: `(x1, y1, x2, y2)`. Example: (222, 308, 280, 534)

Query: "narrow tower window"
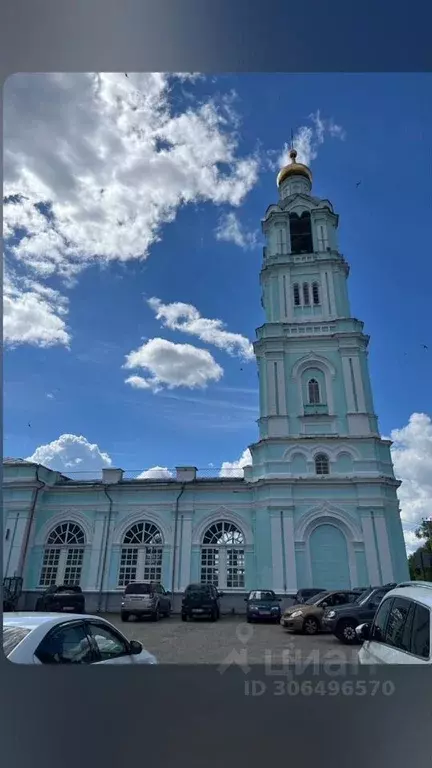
(293, 283, 300, 306)
(312, 282, 320, 305)
(315, 453, 330, 475)
(303, 282, 310, 306)
(289, 211, 313, 254)
(308, 378, 320, 404)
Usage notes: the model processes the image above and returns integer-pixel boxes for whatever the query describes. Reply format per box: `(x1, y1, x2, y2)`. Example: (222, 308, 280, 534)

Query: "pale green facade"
(3, 152, 409, 611)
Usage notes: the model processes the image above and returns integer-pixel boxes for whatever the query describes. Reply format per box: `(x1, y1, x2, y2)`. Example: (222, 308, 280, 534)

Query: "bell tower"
(242, 148, 409, 589)
(245, 146, 395, 480)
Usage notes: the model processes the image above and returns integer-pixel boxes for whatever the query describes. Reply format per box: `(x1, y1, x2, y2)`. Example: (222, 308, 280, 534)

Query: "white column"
(350, 356, 366, 412)
(86, 515, 107, 590)
(276, 360, 287, 415)
(373, 515, 394, 583)
(326, 270, 337, 317)
(282, 512, 297, 591)
(279, 274, 288, 320)
(342, 356, 356, 411)
(179, 516, 193, 591)
(319, 266, 330, 319)
(361, 512, 380, 584)
(270, 514, 284, 592)
(267, 359, 277, 414)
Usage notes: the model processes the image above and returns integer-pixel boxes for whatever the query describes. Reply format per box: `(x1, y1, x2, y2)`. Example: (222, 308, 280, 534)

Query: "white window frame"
(39, 523, 86, 587)
(200, 522, 246, 591)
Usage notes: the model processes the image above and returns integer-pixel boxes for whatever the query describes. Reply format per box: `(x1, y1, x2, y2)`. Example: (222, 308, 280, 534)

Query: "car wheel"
(336, 620, 358, 645)
(181, 614, 188, 622)
(152, 608, 160, 622)
(210, 609, 217, 622)
(121, 612, 130, 622)
(303, 617, 319, 635)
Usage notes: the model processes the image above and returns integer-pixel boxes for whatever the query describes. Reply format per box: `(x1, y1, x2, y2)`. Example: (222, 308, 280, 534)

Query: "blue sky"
(3, 73, 432, 548)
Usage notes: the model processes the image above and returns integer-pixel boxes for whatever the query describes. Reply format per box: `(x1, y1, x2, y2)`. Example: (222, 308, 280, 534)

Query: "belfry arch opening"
(289, 211, 313, 254)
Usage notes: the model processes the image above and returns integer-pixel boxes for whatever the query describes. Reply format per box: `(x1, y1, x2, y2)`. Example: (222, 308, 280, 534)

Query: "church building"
(3, 149, 409, 612)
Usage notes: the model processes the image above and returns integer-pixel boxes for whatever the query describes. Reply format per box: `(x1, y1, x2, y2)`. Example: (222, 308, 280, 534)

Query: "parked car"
(35, 585, 85, 614)
(357, 581, 432, 665)
(281, 590, 360, 635)
(245, 590, 281, 622)
(293, 587, 327, 604)
(181, 583, 223, 621)
(121, 581, 171, 622)
(3, 613, 157, 664)
(322, 583, 397, 644)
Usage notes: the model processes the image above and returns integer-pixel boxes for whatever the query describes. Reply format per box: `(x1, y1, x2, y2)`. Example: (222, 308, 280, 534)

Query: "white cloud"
(214, 212, 259, 250)
(124, 337, 223, 392)
(4, 269, 70, 348)
(389, 413, 432, 554)
(219, 447, 252, 478)
(276, 109, 346, 169)
(4, 73, 259, 281)
(148, 297, 254, 361)
(26, 433, 112, 473)
(137, 466, 173, 479)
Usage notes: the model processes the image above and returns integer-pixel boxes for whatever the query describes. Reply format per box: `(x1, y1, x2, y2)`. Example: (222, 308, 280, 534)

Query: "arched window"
(39, 522, 86, 587)
(201, 521, 245, 589)
(312, 282, 320, 305)
(315, 454, 330, 475)
(118, 521, 163, 587)
(289, 211, 313, 254)
(308, 378, 321, 404)
(293, 283, 300, 306)
(303, 282, 310, 305)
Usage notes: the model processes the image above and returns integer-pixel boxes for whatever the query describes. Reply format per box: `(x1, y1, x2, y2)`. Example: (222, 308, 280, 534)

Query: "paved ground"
(104, 614, 360, 666)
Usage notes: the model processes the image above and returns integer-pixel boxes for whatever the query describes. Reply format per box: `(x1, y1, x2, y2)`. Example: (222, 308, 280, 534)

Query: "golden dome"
(277, 148, 312, 187)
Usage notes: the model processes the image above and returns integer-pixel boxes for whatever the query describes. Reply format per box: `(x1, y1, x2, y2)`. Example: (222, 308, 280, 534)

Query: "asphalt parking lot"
(104, 614, 360, 666)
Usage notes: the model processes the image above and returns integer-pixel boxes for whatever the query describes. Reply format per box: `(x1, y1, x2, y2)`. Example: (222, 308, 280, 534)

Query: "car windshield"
(305, 591, 328, 605)
(3, 626, 31, 656)
(124, 583, 154, 595)
(186, 585, 211, 594)
(356, 589, 373, 605)
(249, 591, 275, 601)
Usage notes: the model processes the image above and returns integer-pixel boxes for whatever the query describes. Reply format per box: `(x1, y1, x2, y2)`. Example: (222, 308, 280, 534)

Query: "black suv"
(35, 585, 86, 614)
(181, 584, 223, 621)
(322, 583, 397, 644)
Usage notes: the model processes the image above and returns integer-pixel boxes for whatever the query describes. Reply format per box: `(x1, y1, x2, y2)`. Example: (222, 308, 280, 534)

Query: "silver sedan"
(4, 612, 157, 665)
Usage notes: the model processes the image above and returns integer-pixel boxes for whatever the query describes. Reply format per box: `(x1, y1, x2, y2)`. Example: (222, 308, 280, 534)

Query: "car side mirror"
(356, 623, 370, 642)
(129, 640, 143, 655)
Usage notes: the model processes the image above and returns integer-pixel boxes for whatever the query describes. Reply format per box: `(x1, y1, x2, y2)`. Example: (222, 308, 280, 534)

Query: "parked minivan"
(121, 581, 171, 622)
(357, 581, 432, 665)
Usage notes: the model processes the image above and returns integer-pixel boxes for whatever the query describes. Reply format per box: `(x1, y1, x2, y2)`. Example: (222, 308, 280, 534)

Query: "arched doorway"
(309, 524, 351, 589)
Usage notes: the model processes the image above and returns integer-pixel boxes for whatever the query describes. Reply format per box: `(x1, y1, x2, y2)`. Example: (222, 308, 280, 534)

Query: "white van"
(357, 581, 431, 665)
